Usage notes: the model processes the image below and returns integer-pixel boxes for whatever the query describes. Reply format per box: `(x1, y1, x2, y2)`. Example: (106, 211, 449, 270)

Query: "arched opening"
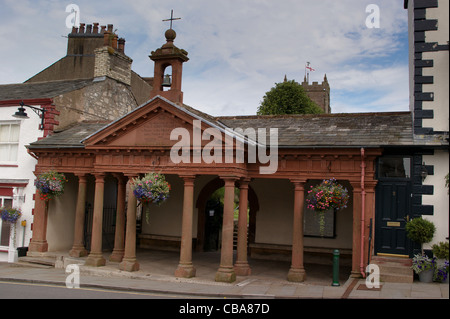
(195, 177, 259, 252)
(162, 65, 172, 91)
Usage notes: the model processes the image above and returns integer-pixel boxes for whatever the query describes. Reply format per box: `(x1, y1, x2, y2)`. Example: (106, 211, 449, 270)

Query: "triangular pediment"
(83, 96, 222, 149)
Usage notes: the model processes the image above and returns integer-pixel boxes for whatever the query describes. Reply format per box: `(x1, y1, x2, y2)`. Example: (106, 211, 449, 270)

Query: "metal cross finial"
(163, 9, 181, 30)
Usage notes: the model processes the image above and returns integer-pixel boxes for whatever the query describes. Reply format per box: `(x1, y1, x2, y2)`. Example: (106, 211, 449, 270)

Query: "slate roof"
(28, 99, 414, 149)
(217, 112, 414, 148)
(0, 79, 95, 101)
(29, 122, 108, 148)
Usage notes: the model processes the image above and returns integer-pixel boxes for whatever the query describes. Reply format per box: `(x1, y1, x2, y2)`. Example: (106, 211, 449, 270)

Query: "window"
(0, 123, 20, 163)
(378, 156, 412, 179)
(0, 197, 13, 247)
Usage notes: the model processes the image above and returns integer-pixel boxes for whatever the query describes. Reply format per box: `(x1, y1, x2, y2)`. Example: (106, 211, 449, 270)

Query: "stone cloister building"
(26, 28, 414, 283)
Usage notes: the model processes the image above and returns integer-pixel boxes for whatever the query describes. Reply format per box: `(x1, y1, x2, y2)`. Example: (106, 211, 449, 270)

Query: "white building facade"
(0, 102, 45, 262)
(406, 0, 449, 250)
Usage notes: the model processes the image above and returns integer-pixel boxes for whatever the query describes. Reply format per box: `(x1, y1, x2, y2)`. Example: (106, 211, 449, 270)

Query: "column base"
(119, 258, 140, 272)
(109, 250, 124, 262)
(85, 253, 106, 267)
(234, 261, 252, 276)
(175, 263, 196, 278)
(287, 267, 306, 282)
(28, 240, 48, 253)
(69, 245, 88, 258)
(215, 267, 236, 283)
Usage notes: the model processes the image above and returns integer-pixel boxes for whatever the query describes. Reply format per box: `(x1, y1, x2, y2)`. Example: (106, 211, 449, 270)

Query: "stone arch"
(195, 177, 259, 252)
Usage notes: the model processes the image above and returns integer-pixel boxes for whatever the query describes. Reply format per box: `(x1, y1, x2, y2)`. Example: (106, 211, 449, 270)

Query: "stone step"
(15, 256, 56, 268)
(371, 256, 413, 283)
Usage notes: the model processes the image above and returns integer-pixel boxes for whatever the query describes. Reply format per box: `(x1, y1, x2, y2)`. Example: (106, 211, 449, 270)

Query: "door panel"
(375, 181, 412, 256)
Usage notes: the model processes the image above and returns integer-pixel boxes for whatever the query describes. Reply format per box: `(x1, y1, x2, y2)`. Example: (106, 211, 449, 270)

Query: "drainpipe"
(360, 148, 366, 278)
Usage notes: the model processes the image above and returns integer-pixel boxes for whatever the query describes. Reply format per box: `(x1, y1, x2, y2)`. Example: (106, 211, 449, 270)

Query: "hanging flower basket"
(306, 179, 349, 236)
(131, 172, 171, 206)
(35, 171, 67, 201)
(1, 207, 22, 224)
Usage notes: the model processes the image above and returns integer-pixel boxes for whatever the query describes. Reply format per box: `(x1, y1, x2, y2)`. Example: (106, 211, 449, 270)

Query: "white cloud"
(0, 0, 410, 116)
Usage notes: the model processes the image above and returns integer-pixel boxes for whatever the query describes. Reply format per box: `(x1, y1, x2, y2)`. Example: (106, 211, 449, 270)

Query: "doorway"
(375, 156, 413, 257)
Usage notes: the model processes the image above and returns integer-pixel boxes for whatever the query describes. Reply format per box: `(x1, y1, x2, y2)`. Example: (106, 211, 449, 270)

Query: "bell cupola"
(149, 28, 189, 105)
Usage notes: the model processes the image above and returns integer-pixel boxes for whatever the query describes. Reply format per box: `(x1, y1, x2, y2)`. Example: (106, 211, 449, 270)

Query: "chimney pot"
(104, 31, 111, 46)
(93, 23, 99, 34)
(118, 38, 125, 53)
(79, 23, 85, 33)
(100, 25, 106, 33)
(112, 34, 118, 50)
(107, 24, 114, 32)
(71, 26, 78, 34)
(86, 24, 92, 33)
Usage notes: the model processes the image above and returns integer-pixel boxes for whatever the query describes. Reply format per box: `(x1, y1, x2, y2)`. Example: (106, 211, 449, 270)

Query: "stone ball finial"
(165, 29, 176, 42)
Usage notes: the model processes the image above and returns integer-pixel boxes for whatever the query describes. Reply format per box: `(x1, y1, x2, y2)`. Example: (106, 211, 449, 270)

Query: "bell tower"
(149, 28, 189, 105)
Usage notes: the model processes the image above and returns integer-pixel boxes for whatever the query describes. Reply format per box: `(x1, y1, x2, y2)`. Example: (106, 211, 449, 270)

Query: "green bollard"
(332, 249, 340, 287)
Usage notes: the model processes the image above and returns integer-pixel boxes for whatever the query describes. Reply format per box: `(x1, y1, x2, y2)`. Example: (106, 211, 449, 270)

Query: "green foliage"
(432, 242, 449, 260)
(406, 217, 436, 246)
(257, 80, 324, 115)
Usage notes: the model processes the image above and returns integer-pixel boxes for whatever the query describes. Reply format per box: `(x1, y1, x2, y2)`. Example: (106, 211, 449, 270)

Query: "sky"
(0, 0, 410, 116)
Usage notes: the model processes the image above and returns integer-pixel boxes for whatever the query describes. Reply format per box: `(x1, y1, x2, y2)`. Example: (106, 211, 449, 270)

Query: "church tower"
(149, 28, 189, 105)
(302, 74, 331, 114)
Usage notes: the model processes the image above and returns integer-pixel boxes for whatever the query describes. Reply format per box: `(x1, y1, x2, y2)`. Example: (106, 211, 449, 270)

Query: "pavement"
(0, 249, 448, 299)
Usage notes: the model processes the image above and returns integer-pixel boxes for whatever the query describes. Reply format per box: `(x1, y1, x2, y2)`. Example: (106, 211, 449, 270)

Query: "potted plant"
(306, 179, 349, 236)
(432, 242, 449, 283)
(34, 171, 67, 201)
(434, 260, 449, 284)
(131, 173, 171, 223)
(411, 254, 436, 283)
(406, 217, 436, 255)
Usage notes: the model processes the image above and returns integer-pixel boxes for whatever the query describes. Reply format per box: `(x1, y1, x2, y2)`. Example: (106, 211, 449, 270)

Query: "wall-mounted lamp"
(12, 102, 46, 130)
(421, 163, 428, 182)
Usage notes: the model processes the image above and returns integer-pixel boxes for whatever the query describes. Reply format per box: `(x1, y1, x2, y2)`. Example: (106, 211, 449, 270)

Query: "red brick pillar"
(119, 175, 140, 272)
(175, 175, 196, 278)
(110, 174, 127, 262)
(69, 174, 88, 257)
(85, 173, 106, 267)
(287, 180, 306, 282)
(215, 177, 237, 283)
(234, 178, 251, 276)
(28, 191, 49, 253)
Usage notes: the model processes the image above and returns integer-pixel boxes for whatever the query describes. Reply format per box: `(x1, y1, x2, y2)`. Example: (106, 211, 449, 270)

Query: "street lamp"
(12, 102, 46, 130)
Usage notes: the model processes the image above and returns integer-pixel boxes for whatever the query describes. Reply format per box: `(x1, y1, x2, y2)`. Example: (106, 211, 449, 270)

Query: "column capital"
(112, 172, 127, 182)
(238, 177, 252, 188)
(94, 173, 106, 180)
(179, 174, 196, 182)
(220, 175, 238, 185)
(75, 174, 88, 183)
(290, 179, 306, 190)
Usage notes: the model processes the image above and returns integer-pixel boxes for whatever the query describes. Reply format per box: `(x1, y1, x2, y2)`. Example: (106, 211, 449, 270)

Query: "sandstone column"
(119, 175, 140, 272)
(110, 174, 127, 262)
(175, 175, 196, 278)
(85, 173, 106, 267)
(287, 180, 306, 282)
(69, 174, 88, 257)
(28, 190, 49, 254)
(215, 177, 237, 283)
(234, 179, 251, 276)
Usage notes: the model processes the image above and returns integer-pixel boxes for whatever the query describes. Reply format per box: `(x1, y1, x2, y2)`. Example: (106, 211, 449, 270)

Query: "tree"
(257, 79, 324, 115)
